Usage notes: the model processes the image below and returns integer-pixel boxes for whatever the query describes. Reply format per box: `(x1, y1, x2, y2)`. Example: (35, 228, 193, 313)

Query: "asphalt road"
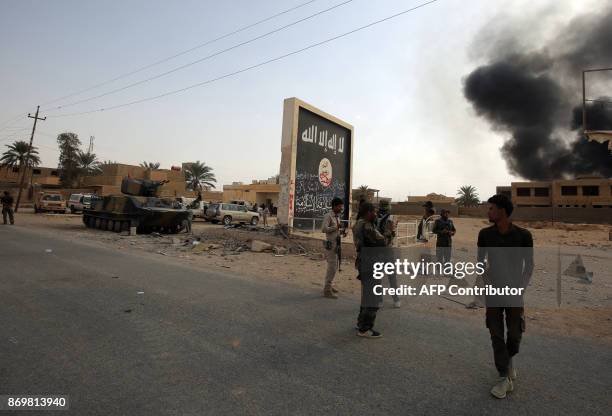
(1, 225, 610, 415)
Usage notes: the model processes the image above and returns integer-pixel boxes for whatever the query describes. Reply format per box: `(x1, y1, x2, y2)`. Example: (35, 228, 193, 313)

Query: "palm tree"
(76, 151, 102, 185)
(140, 161, 160, 170)
(184, 161, 216, 191)
(357, 185, 370, 203)
(456, 185, 480, 207)
(0, 140, 41, 170)
(1, 140, 42, 195)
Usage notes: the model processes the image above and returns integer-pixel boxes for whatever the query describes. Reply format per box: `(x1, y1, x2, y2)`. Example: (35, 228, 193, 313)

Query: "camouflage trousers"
(2, 207, 14, 225)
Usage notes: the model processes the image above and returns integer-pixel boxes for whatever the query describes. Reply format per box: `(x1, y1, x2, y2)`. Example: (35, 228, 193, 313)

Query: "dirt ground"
(8, 210, 612, 344)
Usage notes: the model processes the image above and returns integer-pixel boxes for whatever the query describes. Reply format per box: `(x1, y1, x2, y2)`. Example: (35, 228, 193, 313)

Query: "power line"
(1, 1, 321, 130)
(39, 0, 320, 108)
(0, 114, 25, 129)
(0, 129, 55, 143)
(49, 0, 441, 119)
(0, 128, 33, 142)
(1, 128, 31, 134)
(0, 119, 26, 131)
(46, 0, 354, 112)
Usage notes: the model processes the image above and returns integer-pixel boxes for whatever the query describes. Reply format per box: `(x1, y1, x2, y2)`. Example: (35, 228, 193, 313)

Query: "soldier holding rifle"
(321, 197, 346, 299)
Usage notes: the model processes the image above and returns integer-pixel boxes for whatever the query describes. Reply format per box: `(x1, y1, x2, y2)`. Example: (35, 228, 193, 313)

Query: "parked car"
(67, 193, 93, 213)
(34, 192, 66, 213)
(204, 203, 260, 226)
(176, 196, 196, 208)
(186, 200, 208, 219)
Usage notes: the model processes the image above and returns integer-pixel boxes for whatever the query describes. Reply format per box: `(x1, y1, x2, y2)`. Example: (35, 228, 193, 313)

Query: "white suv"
(205, 203, 260, 226)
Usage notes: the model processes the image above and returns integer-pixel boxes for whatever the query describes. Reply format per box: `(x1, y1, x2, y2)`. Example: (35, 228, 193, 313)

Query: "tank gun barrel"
(121, 177, 169, 197)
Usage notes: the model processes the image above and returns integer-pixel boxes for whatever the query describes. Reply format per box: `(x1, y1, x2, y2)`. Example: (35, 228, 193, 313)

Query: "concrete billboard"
(278, 98, 353, 231)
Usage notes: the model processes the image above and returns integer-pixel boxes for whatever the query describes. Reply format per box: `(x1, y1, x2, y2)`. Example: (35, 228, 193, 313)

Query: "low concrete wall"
(391, 202, 458, 216)
(459, 205, 612, 224)
(522, 207, 611, 224)
(458, 206, 488, 217)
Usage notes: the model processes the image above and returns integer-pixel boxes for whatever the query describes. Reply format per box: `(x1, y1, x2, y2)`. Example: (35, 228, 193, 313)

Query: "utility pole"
(15, 106, 46, 212)
(88, 135, 95, 153)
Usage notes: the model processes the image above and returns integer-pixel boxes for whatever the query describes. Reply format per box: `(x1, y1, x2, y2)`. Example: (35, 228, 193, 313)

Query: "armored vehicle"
(82, 178, 191, 234)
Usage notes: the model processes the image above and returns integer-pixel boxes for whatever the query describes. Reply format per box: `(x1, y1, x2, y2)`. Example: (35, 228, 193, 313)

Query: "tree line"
(357, 184, 481, 207)
(1, 133, 217, 191)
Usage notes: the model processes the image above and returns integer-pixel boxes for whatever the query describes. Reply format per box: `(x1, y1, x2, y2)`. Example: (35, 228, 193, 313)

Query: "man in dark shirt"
(432, 209, 456, 265)
(478, 194, 533, 399)
(353, 202, 387, 338)
(1, 191, 15, 225)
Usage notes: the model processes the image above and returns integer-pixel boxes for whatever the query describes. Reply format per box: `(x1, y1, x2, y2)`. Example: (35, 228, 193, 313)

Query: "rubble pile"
(115, 232, 304, 260)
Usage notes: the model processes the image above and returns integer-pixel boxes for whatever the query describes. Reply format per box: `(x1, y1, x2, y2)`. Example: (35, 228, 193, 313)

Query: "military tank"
(82, 178, 191, 234)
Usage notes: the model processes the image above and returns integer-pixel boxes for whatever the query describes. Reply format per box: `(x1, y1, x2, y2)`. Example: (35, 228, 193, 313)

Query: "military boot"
(323, 287, 338, 299)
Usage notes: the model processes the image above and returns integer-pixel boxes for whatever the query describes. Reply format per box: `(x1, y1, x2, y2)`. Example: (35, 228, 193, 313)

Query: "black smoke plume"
(464, 6, 612, 180)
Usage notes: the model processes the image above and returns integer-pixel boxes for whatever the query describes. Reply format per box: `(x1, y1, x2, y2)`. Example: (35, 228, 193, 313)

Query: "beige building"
(0, 166, 61, 187)
(82, 163, 188, 197)
(407, 193, 455, 204)
(352, 188, 392, 204)
(0, 166, 62, 203)
(222, 180, 280, 208)
(499, 177, 612, 208)
(201, 190, 223, 202)
(496, 186, 512, 200)
(509, 181, 553, 207)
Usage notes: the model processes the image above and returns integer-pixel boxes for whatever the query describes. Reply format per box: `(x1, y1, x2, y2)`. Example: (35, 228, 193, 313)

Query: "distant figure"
(252, 203, 259, 213)
(417, 200, 435, 242)
(262, 206, 270, 227)
(432, 208, 456, 266)
(1, 191, 15, 225)
(185, 211, 193, 234)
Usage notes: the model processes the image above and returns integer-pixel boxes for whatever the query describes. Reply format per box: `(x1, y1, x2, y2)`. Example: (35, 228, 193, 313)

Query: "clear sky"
(0, 0, 603, 200)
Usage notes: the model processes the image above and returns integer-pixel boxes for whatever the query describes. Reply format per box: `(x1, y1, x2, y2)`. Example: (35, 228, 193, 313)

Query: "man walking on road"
(321, 197, 345, 298)
(353, 202, 387, 338)
(2, 190, 15, 225)
(478, 194, 533, 399)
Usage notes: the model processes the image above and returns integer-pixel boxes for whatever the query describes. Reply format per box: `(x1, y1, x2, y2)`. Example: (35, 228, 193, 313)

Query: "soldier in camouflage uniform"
(2, 191, 15, 225)
(353, 202, 387, 338)
(321, 197, 345, 298)
(376, 200, 401, 308)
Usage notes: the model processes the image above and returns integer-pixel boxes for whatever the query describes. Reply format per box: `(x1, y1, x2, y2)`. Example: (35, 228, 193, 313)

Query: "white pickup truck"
(176, 197, 208, 219)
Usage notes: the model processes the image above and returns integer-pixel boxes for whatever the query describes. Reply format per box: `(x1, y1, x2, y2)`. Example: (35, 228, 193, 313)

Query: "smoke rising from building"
(463, 6, 612, 180)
